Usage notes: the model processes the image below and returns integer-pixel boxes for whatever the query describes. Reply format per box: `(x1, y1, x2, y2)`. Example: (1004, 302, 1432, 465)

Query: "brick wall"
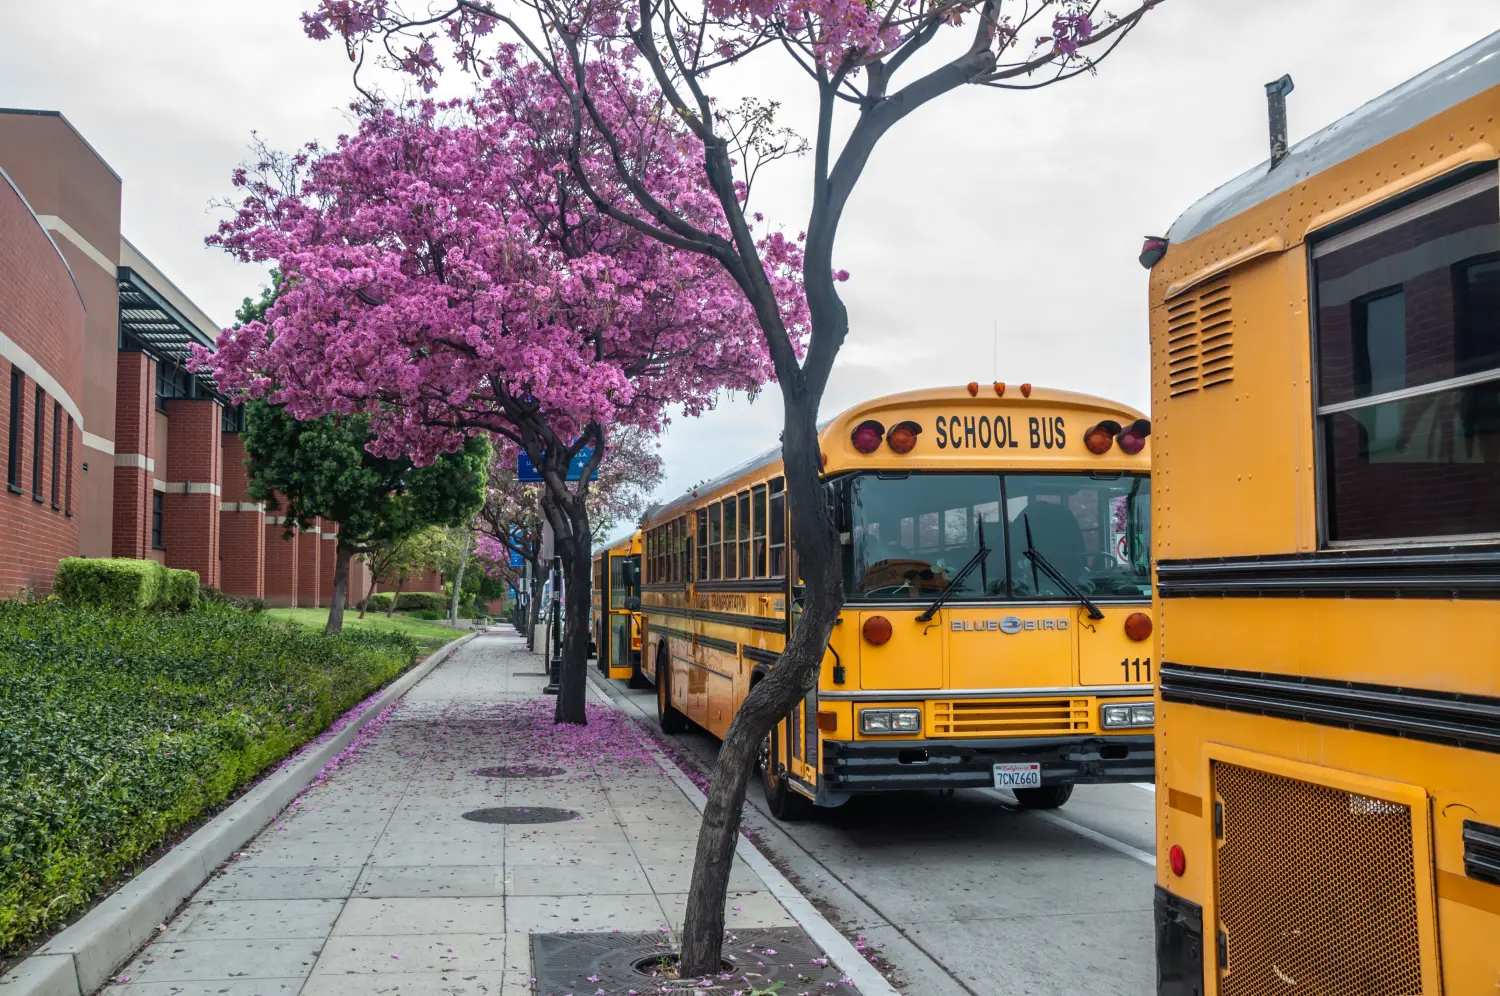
(264, 517, 299, 607)
(297, 517, 322, 609)
(112, 350, 155, 558)
(0, 176, 85, 595)
(218, 432, 264, 598)
(161, 398, 222, 588)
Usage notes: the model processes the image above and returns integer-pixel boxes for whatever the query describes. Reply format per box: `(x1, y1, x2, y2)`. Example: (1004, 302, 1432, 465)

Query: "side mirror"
(623, 596, 642, 611)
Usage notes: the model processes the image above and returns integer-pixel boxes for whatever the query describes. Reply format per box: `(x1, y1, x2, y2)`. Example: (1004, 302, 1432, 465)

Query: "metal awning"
(117, 266, 217, 363)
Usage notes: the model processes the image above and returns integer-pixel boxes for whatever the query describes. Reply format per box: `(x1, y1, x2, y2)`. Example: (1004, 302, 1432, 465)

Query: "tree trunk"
(553, 499, 593, 725)
(387, 578, 404, 618)
(359, 578, 377, 620)
(449, 536, 470, 623)
(325, 540, 356, 635)
(677, 384, 845, 975)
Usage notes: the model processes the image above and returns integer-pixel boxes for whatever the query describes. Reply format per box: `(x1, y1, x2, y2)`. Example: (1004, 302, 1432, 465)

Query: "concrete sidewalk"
(106, 633, 831, 996)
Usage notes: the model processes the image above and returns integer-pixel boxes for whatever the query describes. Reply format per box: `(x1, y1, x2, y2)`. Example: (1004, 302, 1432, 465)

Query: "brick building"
(0, 108, 392, 605)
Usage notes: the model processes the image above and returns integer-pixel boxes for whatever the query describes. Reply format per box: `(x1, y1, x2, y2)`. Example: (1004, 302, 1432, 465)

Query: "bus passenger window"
(696, 509, 708, 581)
(723, 498, 738, 579)
(709, 503, 723, 579)
(769, 478, 786, 577)
(1313, 171, 1500, 543)
(752, 484, 768, 577)
(738, 492, 752, 579)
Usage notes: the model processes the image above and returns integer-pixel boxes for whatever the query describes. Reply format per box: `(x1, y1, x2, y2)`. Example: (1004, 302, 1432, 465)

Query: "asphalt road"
(593, 672, 1158, 996)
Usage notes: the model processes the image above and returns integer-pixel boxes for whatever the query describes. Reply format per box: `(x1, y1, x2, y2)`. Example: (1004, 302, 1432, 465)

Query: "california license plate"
(993, 763, 1042, 789)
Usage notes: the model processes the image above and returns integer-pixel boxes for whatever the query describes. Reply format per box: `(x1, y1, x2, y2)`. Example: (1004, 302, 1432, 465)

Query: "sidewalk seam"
(584, 669, 902, 996)
(0, 632, 477, 996)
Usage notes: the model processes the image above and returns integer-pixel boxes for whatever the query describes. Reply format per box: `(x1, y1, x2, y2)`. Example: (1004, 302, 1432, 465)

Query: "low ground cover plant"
(0, 600, 418, 953)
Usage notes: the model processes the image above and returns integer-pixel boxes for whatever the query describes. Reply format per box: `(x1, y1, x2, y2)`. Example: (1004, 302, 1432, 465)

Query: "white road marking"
(985, 788, 1157, 868)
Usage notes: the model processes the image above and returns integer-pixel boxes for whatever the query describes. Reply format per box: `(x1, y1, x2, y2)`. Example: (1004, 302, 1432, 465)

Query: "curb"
(0, 632, 478, 996)
(584, 669, 902, 996)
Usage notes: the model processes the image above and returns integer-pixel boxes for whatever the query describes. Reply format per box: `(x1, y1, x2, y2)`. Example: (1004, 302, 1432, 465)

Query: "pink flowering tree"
(302, 0, 1156, 972)
(202, 87, 802, 725)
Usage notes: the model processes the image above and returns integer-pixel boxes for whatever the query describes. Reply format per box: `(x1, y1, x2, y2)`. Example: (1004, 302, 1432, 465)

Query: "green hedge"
(394, 591, 446, 613)
(358, 592, 395, 612)
(164, 569, 200, 612)
(0, 601, 417, 953)
(54, 558, 167, 611)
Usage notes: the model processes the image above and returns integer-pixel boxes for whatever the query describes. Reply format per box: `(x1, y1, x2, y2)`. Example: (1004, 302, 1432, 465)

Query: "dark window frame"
(151, 490, 166, 549)
(5, 367, 20, 493)
(31, 385, 44, 501)
(50, 400, 61, 509)
(769, 477, 787, 578)
(64, 416, 73, 515)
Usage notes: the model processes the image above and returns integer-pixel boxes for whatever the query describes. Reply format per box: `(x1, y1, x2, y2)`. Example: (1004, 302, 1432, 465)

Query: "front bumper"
(820, 733, 1154, 792)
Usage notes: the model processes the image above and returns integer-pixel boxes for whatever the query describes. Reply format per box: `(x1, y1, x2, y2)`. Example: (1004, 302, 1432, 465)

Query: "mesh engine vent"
(1213, 761, 1423, 996)
(1166, 281, 1234, 397)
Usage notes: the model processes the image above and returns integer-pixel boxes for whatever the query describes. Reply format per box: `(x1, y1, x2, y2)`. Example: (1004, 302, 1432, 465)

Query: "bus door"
(605, 553, 639, 680)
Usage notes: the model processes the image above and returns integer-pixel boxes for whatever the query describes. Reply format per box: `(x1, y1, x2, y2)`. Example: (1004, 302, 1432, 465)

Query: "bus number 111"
(1121, 658, 1152, 682)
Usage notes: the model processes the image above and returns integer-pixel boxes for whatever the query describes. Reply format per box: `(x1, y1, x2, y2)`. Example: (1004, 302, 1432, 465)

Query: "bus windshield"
(844, 472, 1150, 601)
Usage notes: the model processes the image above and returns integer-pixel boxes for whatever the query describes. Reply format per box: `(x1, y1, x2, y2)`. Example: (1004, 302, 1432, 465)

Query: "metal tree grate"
(461, 806, 579, 824)
(530, 928, 860, 996)
(472, 765, 568, 778)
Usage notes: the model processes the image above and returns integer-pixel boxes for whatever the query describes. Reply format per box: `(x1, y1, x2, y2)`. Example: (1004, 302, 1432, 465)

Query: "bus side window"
(769, 478, 786, 577)
(752, 484, 768, 578)
(709, 503, 723, 580)
(738, 492, 752, 579)
(723, 498, 739, 579)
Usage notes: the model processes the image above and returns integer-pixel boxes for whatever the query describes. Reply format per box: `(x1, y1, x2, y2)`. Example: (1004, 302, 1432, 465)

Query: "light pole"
(543, 554, 562, 695)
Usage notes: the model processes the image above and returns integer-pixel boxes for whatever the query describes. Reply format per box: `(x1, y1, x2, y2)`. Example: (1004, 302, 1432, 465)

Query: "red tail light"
(1168, 844, 1186, 876)
(851, 420, 885, 454)
(1140, 236, 1169, 269)
(1124, 612, 1152, 642)
(1118, 418, 1151, 455)
(1084, 420, 1121, 454)
(862, 615, 892, 646)
(887, 421, 922, 454)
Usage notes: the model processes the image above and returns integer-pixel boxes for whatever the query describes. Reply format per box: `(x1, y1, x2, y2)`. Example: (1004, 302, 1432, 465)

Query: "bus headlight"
(1101, 702, 1154, 729)
(861, 709, 921, 734)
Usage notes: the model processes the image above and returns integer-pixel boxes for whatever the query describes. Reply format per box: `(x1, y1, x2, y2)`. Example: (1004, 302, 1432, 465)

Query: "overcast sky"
(4, 1, 1496, 546)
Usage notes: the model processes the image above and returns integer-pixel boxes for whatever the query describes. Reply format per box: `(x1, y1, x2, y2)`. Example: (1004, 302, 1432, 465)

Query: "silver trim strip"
(1316, 367, 1500, 415)
(818, 684, 1150, 701)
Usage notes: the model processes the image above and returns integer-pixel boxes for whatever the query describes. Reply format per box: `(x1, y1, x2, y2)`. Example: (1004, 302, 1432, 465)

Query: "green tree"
(245, 405, 490, 633)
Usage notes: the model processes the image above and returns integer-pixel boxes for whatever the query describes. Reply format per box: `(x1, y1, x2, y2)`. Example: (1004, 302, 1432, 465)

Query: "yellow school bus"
(638, 385, 1155, 819)
(1146, 33, 1500, 996)
(591, 530, 647, 686)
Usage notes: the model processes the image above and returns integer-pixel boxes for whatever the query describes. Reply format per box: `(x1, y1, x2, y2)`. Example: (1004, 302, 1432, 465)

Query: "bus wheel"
(627, 649, 650, 690)
(656, 645, 689, 735)
(1013, 784, 1073, 810)
(758, 733, 811, 821)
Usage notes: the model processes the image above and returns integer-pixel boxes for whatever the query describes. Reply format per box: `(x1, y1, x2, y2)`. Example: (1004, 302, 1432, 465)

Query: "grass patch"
(0, 601, 418, 954)
(266, 607, 462, 654)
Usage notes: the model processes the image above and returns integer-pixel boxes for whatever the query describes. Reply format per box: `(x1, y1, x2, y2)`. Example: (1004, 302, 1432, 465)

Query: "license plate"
(993, 763, 1042, 789)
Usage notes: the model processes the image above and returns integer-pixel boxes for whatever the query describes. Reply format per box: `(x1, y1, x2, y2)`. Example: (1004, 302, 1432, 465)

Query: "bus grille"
(1214, 761, 1423, 995)
(929, 698, 1088, 736)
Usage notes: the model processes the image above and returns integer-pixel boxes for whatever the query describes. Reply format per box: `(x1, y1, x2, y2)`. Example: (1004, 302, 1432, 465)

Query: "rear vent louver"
(1166, 281, 1234, 397)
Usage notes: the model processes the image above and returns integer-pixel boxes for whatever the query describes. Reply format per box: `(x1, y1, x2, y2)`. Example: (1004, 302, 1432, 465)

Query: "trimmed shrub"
(394, 591, 446, 613)
(234, 596, 270, 613)
(410, 609, 444, 620)
(0, 601, 417, 952)
(54, 558, 167, 611)
(164, 569, 200, 612)
(357, 592, 394, 612)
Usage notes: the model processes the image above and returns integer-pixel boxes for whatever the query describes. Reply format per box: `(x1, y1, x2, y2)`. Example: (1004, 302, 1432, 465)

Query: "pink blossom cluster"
(200, 50, 807, 465)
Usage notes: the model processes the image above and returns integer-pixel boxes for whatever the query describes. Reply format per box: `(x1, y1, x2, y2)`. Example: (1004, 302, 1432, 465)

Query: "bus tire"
(758, 732, 811, 821)
(627, 649, 650, 689)
(1013, 784, 1073, 810)
(656, 644, 690, 734)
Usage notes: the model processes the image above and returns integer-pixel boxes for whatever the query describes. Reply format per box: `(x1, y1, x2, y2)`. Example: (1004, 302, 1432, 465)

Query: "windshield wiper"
(1022, 513, 1104, 620)
(916, 518, 989, 623)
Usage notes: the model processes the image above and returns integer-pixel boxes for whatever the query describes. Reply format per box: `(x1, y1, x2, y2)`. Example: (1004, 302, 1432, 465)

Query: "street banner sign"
(516, 446, 598, 483)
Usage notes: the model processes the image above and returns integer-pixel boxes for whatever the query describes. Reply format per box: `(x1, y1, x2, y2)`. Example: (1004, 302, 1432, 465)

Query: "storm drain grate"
(462, 806, 579, 824)
(530, 928, 859, 995)
(473, 765, 568, 778)
(512, 671, 552, 677)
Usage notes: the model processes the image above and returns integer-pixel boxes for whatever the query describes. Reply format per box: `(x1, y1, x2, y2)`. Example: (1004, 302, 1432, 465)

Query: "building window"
(222, 403, 246, 433)
(50, 401, 61, 509)
(152, 491, 165, 548)
(32, 386, 44, 501)
(65, 416, 73, 516)
(156, 362, 191, 413)
(1312, 169, 1500, 543)
(5, 367, 19, 492)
